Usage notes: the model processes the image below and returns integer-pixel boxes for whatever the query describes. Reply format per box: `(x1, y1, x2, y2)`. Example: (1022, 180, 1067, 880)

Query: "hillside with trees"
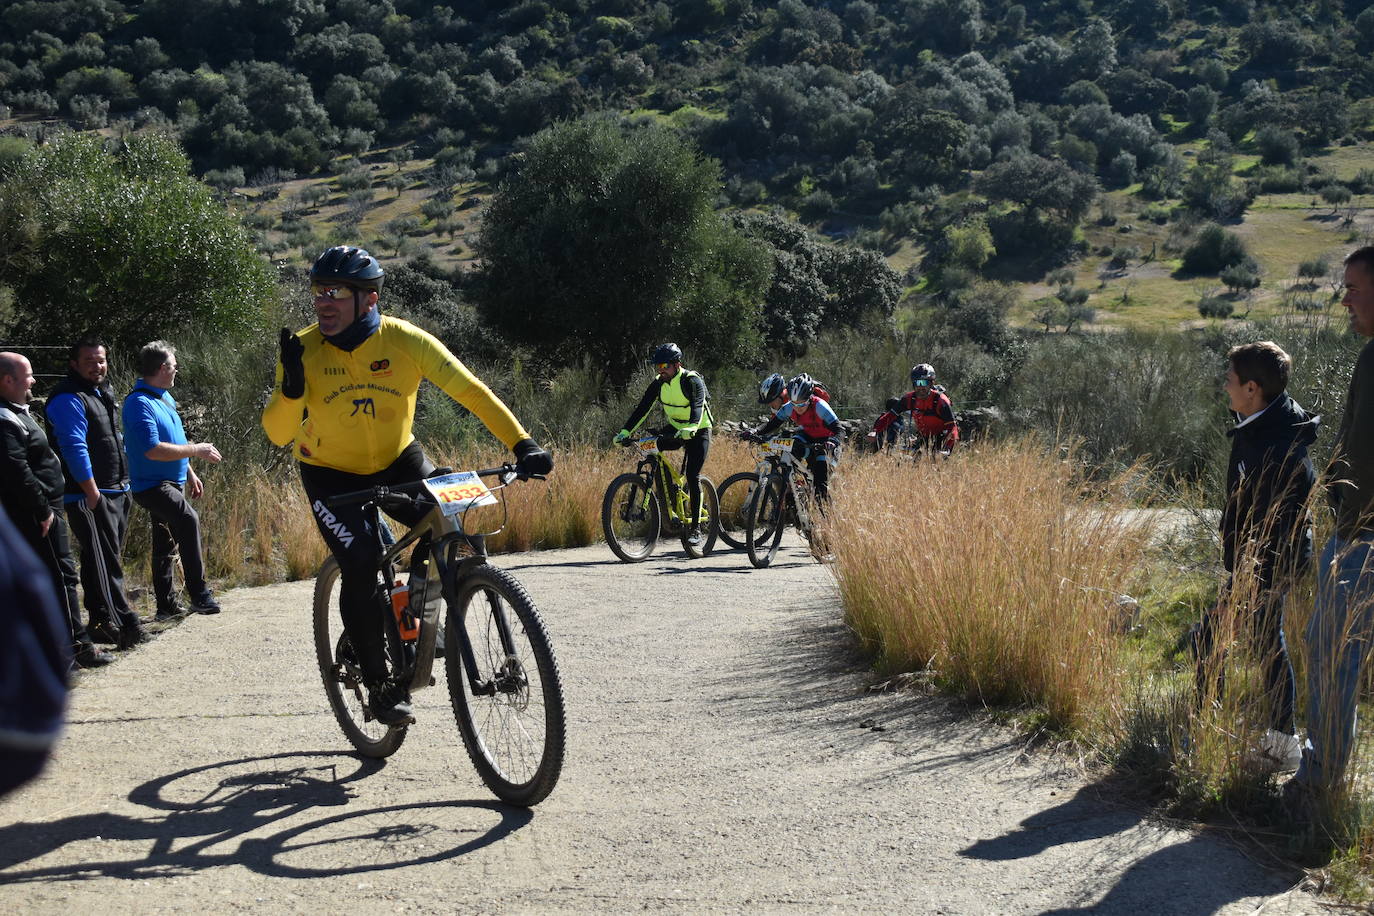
(2, 0, 1374, 464)
(3, 2, 1372, 291)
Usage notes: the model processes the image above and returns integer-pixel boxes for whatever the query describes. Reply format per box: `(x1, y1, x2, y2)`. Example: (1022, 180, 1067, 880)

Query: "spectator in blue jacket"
(45, 338, 147, 650)
(122, 342, 223, 618)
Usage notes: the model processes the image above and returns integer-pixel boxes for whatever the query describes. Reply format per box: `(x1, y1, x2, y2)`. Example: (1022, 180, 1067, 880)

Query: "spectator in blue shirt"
(122, 342, 223, 618)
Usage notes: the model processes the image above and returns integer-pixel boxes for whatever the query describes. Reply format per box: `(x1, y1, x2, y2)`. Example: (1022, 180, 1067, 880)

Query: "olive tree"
(473, 117, 771, 386)
(0, 131, 277, 349)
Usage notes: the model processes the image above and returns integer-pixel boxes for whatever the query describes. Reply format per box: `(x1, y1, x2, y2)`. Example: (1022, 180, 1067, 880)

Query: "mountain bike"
(602, 432, 719, 561)
(744, 439, 833, 569)
(898, 432, 952, 461)
(312, 465, 565, 807)
(716, 432, 794, 550)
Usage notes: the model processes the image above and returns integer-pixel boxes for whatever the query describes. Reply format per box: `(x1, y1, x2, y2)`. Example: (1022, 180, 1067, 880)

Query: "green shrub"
(1181, 223, 1249, 275)
(1198, 295, 1234, 319)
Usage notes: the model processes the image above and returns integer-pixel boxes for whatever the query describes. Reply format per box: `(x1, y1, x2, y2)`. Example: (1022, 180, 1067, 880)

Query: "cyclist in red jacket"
(873, 364, 958, 455)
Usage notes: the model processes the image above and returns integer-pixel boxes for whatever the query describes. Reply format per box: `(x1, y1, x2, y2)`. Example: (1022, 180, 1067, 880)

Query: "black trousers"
(133, 482, 209, 609)
(655, 428, 711, 524)
(65, 491, 139, 630)
(1195, 587, 1297, 734)
(299, 444, 434, 685)
(22, 500, 93, 651)
(792, 436, 832, 501)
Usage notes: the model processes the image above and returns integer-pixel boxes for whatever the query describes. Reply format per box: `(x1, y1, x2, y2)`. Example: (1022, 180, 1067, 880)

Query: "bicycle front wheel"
(446, 566, 566, 807)
(602, 472, 661, 562)
(313, 557, 408, 758)
(716, 471, 761, 550)
(680, 474, 720, 559)
(746, 475, 787, 569)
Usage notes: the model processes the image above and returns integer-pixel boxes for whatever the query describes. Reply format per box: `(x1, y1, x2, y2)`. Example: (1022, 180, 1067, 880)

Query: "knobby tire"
(746, 475, 787, 569)
(445, 565, 566, 807)
(601, 472, 660, 562)
(313, 556, 408, 759)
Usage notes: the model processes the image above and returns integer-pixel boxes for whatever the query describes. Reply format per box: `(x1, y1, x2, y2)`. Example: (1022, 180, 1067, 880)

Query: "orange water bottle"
(390, 580, 419, 641)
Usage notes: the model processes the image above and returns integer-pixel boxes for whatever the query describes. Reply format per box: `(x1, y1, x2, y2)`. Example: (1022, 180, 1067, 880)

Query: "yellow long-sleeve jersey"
(262, 315, 529, 475)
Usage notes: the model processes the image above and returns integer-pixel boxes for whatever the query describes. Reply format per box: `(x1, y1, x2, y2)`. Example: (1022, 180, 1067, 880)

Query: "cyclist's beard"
(324, 293, 382, 352)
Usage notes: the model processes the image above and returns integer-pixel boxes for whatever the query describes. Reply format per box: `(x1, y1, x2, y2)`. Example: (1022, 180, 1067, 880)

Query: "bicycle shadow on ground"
(961, 783, 1300, 914)
(0, 751, 532, 884)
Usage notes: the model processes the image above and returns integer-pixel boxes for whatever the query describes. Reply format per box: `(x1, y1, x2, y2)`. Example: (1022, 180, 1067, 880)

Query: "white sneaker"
(1257, 729, 1303, 771)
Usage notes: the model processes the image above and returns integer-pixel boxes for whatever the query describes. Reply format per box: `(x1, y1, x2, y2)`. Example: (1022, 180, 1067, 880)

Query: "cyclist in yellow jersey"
(613, 343, 713, 546)
(263, 246, 552, 725)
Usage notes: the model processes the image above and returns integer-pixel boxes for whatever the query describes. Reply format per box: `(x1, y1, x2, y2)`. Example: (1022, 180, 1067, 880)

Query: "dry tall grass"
(824, 439, 1155, 733)
(166, 440, 765, 587)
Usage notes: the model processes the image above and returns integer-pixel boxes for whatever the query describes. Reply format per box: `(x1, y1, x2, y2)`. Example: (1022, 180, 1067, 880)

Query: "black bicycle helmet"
(910, 363, 935, 386)
(788, 373, 814, 403)
(759, 372, 786, 404)
(650, 342, 683, 364)
(310, 246, 385, 292)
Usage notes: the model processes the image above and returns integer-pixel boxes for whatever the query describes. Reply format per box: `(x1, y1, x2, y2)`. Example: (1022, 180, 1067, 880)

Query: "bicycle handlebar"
(324, 464, 531, 509)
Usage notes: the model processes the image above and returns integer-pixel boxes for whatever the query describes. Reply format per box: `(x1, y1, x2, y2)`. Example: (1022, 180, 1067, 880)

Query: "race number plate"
(424, 471, 497, 517)
(637, 437, 660, 455)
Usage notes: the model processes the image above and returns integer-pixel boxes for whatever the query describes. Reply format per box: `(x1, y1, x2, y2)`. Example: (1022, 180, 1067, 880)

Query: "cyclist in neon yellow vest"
(614, 343, 713, 547)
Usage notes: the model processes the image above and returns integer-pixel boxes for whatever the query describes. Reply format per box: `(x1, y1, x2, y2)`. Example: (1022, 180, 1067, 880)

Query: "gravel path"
(0, 538, 1322, 913)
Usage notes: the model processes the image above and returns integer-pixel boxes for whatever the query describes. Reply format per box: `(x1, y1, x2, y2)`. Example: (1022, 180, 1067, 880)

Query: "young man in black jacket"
(1199, 341, 1317, 770)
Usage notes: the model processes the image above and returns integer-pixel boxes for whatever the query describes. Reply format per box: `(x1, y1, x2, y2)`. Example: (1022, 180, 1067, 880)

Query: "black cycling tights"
(300, 442, 434, 686)
(792, 437, 831, 502)
(655, 429, 711, 525)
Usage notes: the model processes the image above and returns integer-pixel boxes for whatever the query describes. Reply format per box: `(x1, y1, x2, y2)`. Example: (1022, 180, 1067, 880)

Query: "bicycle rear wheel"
(446, 565, 566, 807)
(313, 557, 408, 758)
(679, 474, 719, 558)
(746, 475, 787, 569)
(716, 471, 761, 550)
(602, 472, 660, 562)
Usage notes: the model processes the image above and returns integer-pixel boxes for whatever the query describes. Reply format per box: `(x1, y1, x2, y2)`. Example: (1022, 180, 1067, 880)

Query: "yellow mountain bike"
(602, 432, 719, 561)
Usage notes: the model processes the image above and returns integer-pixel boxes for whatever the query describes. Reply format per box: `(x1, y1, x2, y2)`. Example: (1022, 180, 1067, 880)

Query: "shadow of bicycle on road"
(0, 751, 532, 883)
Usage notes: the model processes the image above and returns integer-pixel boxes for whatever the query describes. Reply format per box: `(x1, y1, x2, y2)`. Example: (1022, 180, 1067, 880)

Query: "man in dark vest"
(0, 350, 112, 670)
(45, 338, 149, 651)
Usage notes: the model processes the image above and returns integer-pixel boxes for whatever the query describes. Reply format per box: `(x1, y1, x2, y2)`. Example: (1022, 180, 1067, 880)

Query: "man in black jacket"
(45, 338, 147, 650)
(0, 351, 112, 669)
(1200, 341, 1317, 771)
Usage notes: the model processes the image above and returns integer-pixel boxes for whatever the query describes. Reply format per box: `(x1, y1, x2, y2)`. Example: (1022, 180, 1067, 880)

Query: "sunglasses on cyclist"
(914, 379, 931, 387)
(311, 283, 355, 300)
(654, 362, 674, 372)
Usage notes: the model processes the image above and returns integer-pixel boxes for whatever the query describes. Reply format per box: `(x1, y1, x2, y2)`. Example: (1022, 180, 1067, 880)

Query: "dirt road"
(0, 538, 1321, 913)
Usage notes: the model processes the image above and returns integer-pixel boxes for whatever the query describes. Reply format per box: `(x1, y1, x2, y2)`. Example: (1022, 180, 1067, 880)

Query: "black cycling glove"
(512, 438, 554, 479)
(279, 327, 306, 399)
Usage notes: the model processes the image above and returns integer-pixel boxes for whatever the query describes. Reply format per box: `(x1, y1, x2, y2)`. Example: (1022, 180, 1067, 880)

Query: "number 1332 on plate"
(424, 471, 498, 516)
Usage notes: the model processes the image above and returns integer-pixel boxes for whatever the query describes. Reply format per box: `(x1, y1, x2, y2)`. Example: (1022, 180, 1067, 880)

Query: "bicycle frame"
(759, 439, 830, 534)
(626, 434, 699, 526)
(347, 470, 522, 698)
